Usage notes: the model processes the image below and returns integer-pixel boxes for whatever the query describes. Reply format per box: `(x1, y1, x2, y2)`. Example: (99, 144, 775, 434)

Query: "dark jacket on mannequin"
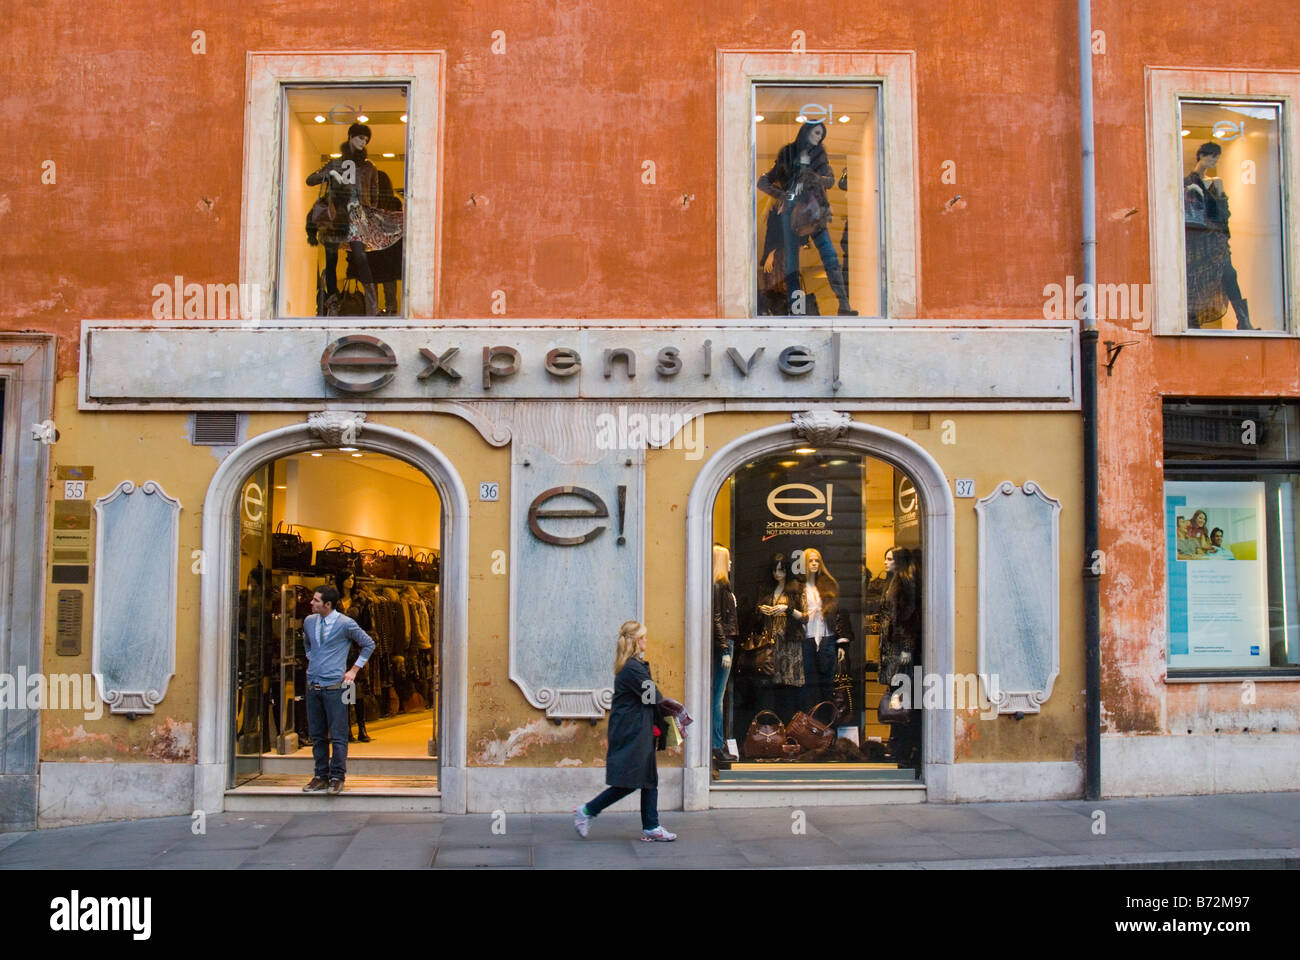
(785, 574, 854, 648)
(713, 580, 739, 652)
(307, 141, 378, 245)
(757, 121, 835, 201)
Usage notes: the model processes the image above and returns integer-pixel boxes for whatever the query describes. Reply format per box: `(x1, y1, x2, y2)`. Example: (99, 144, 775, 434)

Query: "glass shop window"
(278, 85, 409, 319)
(1163, 401, 1300, 677)
(754, 84, 882, 318)
(711, 449, 925, 778)
(1179, 100, 1287, 333)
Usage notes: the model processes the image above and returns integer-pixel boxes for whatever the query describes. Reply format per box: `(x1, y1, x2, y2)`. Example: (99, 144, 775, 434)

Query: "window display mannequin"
(769, 553, 805, 719)
(307, 122, 380, 316)
(1185, 141, 1254, 330)
(879, 547, 921, 767)
(786, 547, 852, 710)
(350, 169, 404, 315)
(757, 121, 857, 317)
(712, 544, 740, 763)
(336, 573, 370, 743)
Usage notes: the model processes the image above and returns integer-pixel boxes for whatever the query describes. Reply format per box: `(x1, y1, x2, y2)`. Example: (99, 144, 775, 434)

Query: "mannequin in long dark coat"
(605, 656, 662, 789)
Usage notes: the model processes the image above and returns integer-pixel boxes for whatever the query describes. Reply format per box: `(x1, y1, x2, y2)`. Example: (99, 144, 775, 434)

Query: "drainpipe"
(1078, 0, 1102, 801)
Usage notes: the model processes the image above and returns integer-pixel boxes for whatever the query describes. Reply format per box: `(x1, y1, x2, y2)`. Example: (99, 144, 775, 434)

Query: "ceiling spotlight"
(339, 446, 358, 452)
(329, 153, 342, 158)
(1214, 129, 1226, 137)
(351, 452, 363, 458)
(779, 460, 799, 468)
(356, 113, 369, 123)
(274, 485, 287, 490)
(400, 114, 408, 123)
(838, 115, 850, 123)
(314, 114, 327, 123)
(795, 115, 808, 123)
(754, 114, 765, 123)
(382, 152, 395, 158)
(795, 447, 817, 455)
(310, 452, 323, 457)
(1180, 129, 1190, 137)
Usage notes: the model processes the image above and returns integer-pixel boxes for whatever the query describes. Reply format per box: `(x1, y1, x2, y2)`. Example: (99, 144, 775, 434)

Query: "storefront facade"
(4, 3, 1295, 832)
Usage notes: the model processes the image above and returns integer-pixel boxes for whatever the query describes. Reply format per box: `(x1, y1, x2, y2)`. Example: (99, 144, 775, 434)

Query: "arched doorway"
(682, 412, 956, 809)
(194, 415, 470, 813)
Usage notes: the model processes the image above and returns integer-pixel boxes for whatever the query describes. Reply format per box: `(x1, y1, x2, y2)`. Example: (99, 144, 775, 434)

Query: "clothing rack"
(353, 574, 439, 589)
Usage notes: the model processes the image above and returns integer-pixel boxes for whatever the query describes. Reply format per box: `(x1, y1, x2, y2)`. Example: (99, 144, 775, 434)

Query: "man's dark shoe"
(302, 777, 328, 793)
(327, 778, 344, 795)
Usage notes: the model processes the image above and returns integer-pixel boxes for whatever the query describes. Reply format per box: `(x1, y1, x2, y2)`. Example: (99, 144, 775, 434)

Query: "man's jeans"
(712, 639, 734, 750)
(306, 685, 349, 780)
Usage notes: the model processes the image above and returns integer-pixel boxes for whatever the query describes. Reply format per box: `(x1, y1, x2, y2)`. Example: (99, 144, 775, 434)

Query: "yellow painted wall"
(40, 377, 1083, 771)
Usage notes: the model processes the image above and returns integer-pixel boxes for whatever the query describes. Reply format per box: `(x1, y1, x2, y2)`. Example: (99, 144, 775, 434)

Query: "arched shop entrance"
(194, 417, 470, 814)
(682, 414, 956, 808)
(232, 449, 442, 796)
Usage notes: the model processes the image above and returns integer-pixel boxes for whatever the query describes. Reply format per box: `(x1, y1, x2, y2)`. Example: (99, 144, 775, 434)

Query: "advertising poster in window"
(1166, 480, 1269, 668)
(734, 456, 864, 620)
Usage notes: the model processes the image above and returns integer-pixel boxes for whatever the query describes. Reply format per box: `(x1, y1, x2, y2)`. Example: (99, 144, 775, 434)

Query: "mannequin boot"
(382, 281, 398, 316)
(826, 260, 857, 316)
(1232, 297, 1254, 330)
(363, 283, 379, 317)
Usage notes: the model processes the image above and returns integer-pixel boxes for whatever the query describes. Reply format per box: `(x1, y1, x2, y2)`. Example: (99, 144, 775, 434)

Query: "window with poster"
(1163, 401, 1300, 678)
(278, 85, 409, 319)
(710, 447, 924, 778)
(754, 84, 882, 319)
(1179, 99, 1288, 333)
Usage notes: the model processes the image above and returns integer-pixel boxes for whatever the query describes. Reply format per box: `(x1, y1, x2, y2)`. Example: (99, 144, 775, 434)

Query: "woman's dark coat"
(605, 656, 663, 789)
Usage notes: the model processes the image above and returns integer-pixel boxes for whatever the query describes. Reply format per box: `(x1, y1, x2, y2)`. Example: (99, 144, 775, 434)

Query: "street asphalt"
(0, 792, 1296, 870)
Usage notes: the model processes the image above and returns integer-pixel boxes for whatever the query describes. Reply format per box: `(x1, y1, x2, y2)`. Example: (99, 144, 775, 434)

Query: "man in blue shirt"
(301, 585, 375, 794)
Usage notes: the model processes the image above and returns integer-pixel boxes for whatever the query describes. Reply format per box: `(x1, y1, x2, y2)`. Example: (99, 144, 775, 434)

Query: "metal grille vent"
(193, 412, 239, 446)
(56, 590, 83, 656)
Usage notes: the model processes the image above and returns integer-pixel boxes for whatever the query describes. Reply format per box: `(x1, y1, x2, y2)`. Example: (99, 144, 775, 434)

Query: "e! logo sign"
(766, 483, 834, 522)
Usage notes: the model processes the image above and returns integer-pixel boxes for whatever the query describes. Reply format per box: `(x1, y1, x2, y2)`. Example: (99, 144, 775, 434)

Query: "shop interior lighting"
(400, 114, 408, 123)
(339, 446, 358, 452)
(314, 114, 327, 123)
(351, 452, 363, 458)
(795, 114, 808, 123)
(310, 452, 323, 457)
(329, 153, 341, 158)
(274, 485, 287, 490)
(1181, 129, 1191, 136)
(838, 115, 850, 123)
(356, 113, 369, 123)
(382, 152, 395, 158)
(779, 460, 799, 468)
(754, 114, 765, 122)
(795, 447, 817, 454)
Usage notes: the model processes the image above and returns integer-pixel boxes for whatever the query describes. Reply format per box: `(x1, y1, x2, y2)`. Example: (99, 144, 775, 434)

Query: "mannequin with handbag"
(757, 121, 857, 317)
(306, 122, 391, 317)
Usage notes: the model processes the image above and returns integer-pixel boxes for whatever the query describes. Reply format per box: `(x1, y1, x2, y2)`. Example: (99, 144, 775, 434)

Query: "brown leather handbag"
(878, 686, 912, 724)
(743, 709, 787, 759)
(787, 701, 837, 753)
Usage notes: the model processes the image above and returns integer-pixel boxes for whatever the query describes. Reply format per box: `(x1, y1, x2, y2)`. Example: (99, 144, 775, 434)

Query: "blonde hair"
(614, 620, 646, 674)
(713, 544, 731, 584)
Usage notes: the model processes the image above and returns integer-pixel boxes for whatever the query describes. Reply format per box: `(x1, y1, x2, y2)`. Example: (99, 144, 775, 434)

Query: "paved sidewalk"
(0, 792, 1296, 870)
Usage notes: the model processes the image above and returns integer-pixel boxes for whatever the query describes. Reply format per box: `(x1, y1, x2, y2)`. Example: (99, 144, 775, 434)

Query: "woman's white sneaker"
(573, 805, 590, 838)
(641, 825, 677, 842)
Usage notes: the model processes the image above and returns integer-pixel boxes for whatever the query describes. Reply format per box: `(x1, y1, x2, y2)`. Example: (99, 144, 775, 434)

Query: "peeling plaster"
(147, 717, 195, 762)
(473, 717, 581, 765)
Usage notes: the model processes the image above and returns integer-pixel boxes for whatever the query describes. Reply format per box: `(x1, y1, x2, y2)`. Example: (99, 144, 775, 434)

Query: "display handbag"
(271, 522, 313, 571)
(327, 278, 366, 317)
(360, 549, 395, 579)
(316, 539, 360, 576)
(305, 181, 336, 246)
(789, 170, 832, 237)
(348, 200, 404, 252)
(410, 551, 434, 582)
(786, 700, 837, 753)
(742, 709, 787, 760)
(391, 545, 411, 580)
(738, 625, 778, 677)
(878, 684, 912, 724)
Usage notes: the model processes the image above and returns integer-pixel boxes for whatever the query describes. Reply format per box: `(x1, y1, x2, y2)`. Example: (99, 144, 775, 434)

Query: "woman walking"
(574, 620, 681, 842)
